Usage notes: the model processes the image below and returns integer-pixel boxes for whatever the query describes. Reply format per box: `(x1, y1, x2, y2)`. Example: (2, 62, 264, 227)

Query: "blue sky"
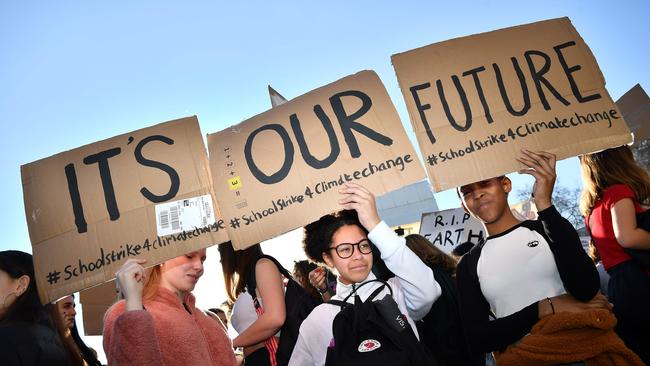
(2, 1, 648, 360)
(1, 1, 648, 253)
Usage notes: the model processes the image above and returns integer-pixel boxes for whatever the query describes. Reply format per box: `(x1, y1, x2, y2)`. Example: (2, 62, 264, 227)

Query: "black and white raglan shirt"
(456, 205, 600, 355)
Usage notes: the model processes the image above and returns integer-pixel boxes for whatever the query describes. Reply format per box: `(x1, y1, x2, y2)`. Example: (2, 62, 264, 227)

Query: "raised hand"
(338, 182, 380, 232)
(516, 149, 557, 211)
(115, 258, 148, 311)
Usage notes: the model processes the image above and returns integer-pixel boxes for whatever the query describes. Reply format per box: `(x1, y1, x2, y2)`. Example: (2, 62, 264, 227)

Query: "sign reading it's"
(22, 117, 228, 303)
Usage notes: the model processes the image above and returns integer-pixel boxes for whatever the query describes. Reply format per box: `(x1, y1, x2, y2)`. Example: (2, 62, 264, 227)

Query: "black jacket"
(0, 322, 70, 366)
(415, 264, 475, 366)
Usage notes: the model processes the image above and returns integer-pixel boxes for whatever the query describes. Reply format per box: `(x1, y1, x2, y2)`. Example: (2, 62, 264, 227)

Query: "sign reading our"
(208, 70, 426, 249)
(419, 208, 485, 254)
(21, 116, 229, 303)
(392, 17, 632, 192)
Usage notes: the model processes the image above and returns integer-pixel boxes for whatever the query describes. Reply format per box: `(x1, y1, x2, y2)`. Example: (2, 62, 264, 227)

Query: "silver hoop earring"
(0, 292, 17, 308)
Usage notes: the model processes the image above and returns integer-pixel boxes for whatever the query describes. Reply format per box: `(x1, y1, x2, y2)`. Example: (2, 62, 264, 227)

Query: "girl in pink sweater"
(103, 249, 236, 366)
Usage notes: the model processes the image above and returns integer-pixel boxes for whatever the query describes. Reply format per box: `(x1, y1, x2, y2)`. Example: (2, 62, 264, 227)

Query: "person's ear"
(502, 177, 512, 194)
(323, 252, 335, 268)
(16, 275, 30, 297)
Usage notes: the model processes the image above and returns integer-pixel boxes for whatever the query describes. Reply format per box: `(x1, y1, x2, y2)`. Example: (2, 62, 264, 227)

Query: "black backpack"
(247, 255, 322, 366)
(325, 279, 436, 366)
(416, 264, 472, 366)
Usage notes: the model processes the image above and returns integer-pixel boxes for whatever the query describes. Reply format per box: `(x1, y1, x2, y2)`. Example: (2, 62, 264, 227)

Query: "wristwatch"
(317, 285, 329, 294)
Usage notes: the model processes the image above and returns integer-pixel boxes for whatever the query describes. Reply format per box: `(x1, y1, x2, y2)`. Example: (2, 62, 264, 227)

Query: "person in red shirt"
(103, 250, 237, 366)
(580, 145, 650, 364)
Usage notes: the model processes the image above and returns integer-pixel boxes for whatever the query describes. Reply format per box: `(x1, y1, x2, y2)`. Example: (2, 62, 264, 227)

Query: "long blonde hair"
(579, 145, 650, 216)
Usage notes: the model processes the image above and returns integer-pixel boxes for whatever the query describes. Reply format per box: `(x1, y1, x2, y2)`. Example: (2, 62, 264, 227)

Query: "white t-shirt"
(477, 225, 566, 318)
(231, 292, 257, 334)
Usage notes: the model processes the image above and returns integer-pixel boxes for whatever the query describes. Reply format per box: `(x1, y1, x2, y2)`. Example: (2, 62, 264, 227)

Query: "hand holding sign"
(115, 258, 147, 311)
(516, 149, 556, 211)
(338, 182, 381, 232)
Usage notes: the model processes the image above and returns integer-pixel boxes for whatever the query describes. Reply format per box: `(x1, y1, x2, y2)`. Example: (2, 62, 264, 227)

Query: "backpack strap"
(340, 278, 393, 303)
(327, 299, 349, 309)
(368, 282, 388, 301)
(247, 254, 292, 299)
(327, 278, 392, 309)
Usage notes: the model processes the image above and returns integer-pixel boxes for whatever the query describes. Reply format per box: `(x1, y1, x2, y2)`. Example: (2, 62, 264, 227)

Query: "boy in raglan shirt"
(455, 149, 622, 365)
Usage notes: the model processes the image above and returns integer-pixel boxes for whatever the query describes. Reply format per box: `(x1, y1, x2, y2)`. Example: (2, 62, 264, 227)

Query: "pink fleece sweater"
(103, 287, 236, 366)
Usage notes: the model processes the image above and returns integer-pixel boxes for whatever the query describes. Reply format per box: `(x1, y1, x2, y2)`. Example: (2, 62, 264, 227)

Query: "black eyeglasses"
(325, 239, 373, 259)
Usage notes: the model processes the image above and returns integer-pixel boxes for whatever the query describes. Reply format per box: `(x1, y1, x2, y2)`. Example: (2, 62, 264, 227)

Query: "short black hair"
(293, 260, 318, 278)
(303, 210, 367, 263)
(452, 241, 475, 258)
(456, 175, 507, 197)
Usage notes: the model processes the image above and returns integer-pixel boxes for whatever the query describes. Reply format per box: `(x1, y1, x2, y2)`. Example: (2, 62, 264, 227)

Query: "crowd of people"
(1, 147, 649, 366)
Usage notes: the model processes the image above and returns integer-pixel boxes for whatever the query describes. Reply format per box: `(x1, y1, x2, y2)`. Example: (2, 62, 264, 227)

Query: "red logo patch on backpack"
(358, 339, 381, 352)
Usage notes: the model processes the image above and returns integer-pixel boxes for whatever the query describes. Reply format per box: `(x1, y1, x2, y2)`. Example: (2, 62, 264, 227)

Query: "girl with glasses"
(289, 183, 440, 366)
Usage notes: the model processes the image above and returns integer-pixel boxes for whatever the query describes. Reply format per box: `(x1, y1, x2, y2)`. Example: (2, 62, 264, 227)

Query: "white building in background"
(376, 180, 438, 236)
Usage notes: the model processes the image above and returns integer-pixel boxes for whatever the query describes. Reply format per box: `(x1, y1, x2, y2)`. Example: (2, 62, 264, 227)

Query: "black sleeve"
(0, 340, 19, 366)
(536, 205, 600, 301)
(456, 249, 539, 354)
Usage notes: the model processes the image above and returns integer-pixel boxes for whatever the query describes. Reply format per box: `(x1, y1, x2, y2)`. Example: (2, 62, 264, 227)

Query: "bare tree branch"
(515, 180, 583, 229)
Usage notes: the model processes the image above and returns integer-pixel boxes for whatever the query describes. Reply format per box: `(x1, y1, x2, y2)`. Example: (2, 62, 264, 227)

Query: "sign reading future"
(392, 17, 632, 191)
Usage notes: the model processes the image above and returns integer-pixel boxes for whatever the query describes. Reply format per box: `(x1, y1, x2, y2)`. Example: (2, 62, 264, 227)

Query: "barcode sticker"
(155, 195, 216, 236)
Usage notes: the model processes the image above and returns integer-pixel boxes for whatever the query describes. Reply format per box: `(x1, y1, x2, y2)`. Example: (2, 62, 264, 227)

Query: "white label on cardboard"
(155, 195, 215, 236)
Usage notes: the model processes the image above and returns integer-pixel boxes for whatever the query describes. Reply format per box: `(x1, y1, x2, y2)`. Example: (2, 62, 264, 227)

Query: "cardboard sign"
(616, 84, 650, 142)
(22, 116, 229, 303)
(392, 17, 632, 192)
(79, 281, 117, 336)
(208, 70, 426, 249)
(419, 208, 485, 254)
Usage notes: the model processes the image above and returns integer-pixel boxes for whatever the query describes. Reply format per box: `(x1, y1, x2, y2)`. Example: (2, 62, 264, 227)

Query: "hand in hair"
(516, 149, 556, 211)
(338, 182, 380, 231)
(115, 259, 147, 311)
